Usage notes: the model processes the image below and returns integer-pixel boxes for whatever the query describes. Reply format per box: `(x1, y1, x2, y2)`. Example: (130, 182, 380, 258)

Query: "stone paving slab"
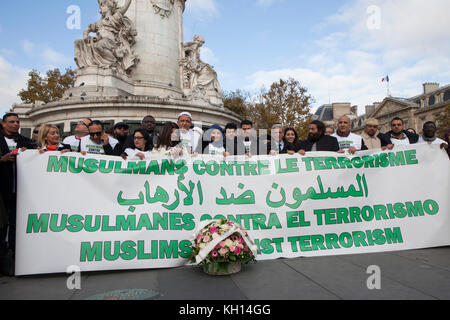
(0, 247, 449, 300)
(230, 259, 339, 300)
(284, 255, 434, 300)
(157, 266, 247, 300)
(70, 269, 160, 300)
(338, 249, 450, 300)
(0, 273, 84, 300)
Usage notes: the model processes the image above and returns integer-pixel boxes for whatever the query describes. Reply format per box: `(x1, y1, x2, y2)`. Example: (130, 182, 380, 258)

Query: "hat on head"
(365, 118, 379, 126)
(178, 112, 192, 120)
(114, 122, 129, 129)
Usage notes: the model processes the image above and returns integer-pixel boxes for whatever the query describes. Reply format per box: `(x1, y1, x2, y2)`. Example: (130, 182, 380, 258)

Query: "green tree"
(260, 78, 314, 139)
(18, 68, 75, 104)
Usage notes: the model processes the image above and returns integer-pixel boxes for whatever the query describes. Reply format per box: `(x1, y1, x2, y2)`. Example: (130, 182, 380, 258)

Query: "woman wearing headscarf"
(203, 124, 227, 156)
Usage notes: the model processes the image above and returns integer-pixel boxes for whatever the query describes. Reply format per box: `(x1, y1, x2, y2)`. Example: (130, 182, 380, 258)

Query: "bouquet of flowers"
(190, 219, 258, 275)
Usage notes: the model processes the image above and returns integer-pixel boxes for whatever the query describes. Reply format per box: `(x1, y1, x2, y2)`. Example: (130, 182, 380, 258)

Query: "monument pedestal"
(11, 0, 240, 136)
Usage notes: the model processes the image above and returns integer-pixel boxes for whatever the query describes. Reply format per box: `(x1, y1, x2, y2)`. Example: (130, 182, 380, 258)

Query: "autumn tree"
(260, 78, 314, 139)
(18, 68, 75, 104)
(435, 104, 450, 139)
(223, 90, 252, 119)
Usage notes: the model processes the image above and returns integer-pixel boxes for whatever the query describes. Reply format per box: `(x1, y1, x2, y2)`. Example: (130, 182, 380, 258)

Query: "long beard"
(308, 133, 321, 142)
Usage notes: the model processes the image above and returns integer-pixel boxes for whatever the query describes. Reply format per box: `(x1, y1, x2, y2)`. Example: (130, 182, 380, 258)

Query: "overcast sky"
(1, 0, 449, 115)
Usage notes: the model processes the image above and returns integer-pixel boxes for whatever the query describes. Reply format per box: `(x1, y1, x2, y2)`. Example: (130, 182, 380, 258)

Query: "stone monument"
(12, 0, 240, 135)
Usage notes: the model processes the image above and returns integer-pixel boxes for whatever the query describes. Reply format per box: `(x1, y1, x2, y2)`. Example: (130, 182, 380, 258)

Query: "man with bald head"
(332, 115, 367, 154)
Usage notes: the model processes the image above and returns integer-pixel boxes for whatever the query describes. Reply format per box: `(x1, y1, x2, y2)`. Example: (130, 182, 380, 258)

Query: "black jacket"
(283, 140, 302, 153)
(299, 135, 340, 152)
(0, 133, 36, 197)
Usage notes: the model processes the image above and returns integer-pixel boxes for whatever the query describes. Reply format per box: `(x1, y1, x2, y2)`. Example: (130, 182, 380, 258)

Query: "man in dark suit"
(0, 113, 35, 275)
(298, 120, 340, 154)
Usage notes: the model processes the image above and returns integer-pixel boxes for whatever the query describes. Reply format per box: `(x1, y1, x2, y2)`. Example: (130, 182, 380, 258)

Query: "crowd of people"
(0, 110, 449, 276)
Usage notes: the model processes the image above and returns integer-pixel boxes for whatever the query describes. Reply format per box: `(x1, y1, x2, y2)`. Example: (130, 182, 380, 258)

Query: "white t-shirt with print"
(332, 133, 363, 150)
(4, 137, 17, 151)
(80, 136, 118, 155)
(63, 135, 83, 152)
(207, 143, 225, 155)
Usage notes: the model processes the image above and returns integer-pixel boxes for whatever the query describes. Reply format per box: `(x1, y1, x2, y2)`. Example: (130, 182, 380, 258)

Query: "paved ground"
(0, 247, 449, 300)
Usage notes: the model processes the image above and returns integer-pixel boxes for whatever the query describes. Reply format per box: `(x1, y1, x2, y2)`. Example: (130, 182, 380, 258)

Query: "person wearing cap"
(361, 118, 393, 150)
(112, 122, 130, 156)
(177, 112, 201, 154)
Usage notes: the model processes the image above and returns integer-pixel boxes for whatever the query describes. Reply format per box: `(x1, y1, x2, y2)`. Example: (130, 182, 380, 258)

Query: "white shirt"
(80, 136, 118, 155)
(332, 132, 363, 150)
(418, 137, 447, 145)
(124, 148, 152, 159)
(179, 130, 200, 153)
(63, 135, 83, 152)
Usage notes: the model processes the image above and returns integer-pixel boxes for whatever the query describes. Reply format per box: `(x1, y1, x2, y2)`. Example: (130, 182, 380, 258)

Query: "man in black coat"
(385, 117, 419, 146)
(0, 113, 35, 275)
(298, 120, 340, 153)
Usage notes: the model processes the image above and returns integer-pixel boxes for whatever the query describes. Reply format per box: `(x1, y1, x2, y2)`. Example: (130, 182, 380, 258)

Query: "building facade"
(315, 83, 449, 136)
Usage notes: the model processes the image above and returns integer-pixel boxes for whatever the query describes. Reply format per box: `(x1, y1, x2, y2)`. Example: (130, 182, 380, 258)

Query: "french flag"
(382, 76, 390, 82)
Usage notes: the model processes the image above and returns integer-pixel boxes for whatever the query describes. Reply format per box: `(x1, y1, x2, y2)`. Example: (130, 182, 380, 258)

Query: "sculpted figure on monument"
(152, 0, 175, 18)
(74, 0, 138, 75)
(180, 35, 223, 101)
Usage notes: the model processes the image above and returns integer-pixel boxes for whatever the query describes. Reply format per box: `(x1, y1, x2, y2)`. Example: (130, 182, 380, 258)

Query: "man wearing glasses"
(63, 118, 93, 152)
(361, 118, 393, 150)
(386, 117, 419, 146)
(79, 120, 118, 155)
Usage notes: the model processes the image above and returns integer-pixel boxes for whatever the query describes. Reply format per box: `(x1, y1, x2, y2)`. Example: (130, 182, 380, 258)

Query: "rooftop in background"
(315, 82, 450, 127)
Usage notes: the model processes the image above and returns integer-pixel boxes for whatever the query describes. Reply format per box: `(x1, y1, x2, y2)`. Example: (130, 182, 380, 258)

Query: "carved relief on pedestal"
(180, 35, 223, 106)
(74, 0, 138, 76)
(151, 0, 175, 18)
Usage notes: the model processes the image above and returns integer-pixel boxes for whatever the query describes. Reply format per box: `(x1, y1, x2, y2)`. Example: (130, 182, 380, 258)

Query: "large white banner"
(15, 144, 450, 275)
